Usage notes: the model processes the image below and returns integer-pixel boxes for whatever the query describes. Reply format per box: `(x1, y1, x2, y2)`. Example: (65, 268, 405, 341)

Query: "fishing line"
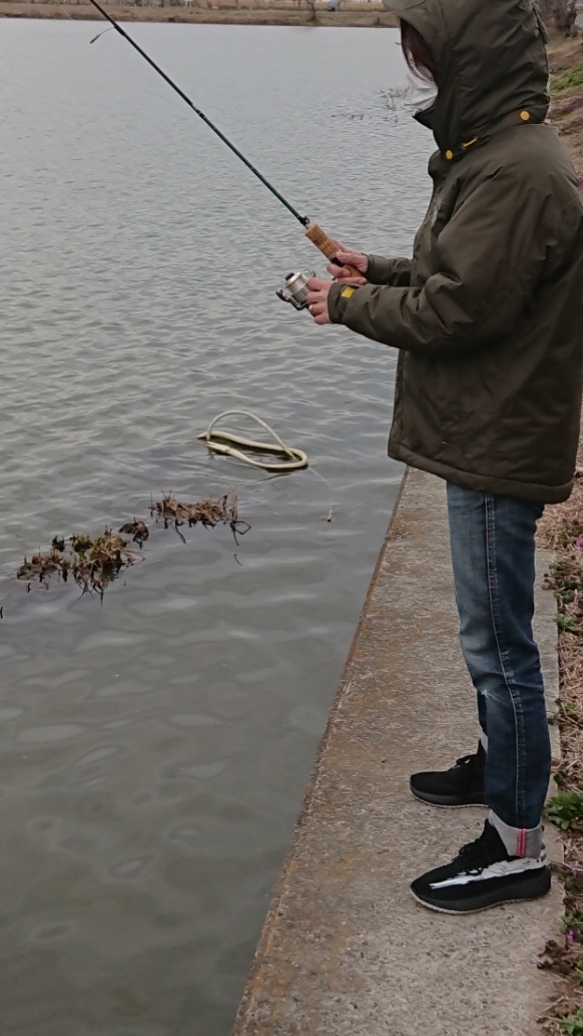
(199, 411, 335, 517)
(84, 0, 361, 274)
(82, 2, 350, 519)
(86, 0, 308, 227)
(53, 0, 74, 20)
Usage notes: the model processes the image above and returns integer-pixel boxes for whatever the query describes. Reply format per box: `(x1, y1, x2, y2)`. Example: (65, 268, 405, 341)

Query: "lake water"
(0, 20, 431, 1036)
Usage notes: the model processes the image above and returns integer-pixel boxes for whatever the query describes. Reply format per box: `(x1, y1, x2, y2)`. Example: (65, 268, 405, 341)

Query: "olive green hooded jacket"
(328, 0, 583, 503)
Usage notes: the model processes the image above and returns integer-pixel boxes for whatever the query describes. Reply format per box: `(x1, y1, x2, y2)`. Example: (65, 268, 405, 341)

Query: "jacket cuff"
(328, 281, 361, 324)
(364, 255, 413, 286)
(365, 254, 398, 285)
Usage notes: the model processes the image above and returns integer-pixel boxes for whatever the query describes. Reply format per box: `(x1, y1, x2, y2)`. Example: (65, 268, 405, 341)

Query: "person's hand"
(307, 267, 365, 325)
(306, 277, 334, 325)
(326, 245, 368, 283)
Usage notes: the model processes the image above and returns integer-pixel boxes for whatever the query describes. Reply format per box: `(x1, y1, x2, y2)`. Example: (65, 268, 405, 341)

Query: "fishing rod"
(86, 0, 361, 294)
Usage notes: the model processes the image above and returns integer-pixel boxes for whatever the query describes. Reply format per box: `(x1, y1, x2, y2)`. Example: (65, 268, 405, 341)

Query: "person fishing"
(306, 0, 583, 914)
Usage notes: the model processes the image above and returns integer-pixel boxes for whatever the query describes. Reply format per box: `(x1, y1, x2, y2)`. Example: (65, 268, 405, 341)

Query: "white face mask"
(403, 70, 438, 113)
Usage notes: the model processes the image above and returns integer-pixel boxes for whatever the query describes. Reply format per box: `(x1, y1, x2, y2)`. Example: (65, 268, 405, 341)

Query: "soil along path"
(548, 37, 583, 183)
(531, 35, 583, 1036)
(232, 469, 563, 1036)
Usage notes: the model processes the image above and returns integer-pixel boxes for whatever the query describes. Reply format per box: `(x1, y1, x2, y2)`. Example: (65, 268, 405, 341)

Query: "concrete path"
(232, 468, 562, 1036)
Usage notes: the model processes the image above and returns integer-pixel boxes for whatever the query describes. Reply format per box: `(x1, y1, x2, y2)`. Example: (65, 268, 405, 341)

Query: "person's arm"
(364, 254, 412, 286)
(326, 168, 560, 356)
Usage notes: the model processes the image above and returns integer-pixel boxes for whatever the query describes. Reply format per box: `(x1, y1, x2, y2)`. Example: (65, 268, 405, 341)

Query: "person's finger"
(335, 248, 361, 262)
(335, 249, 367, 273)
(307, 277, 332, 292)
(307, 298, 328, 313)
(314, 310, 331, 325)
(327, 263, 362, 281)
(306, 288, 329, 304)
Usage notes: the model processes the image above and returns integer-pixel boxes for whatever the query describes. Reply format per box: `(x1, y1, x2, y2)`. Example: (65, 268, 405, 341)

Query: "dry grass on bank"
(535, 37, 583, 1035)
(549, 36, 583, 180)
(537, 462, 583, 1032)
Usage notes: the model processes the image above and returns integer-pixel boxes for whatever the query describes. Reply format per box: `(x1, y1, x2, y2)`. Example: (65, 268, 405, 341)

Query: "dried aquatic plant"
(149, 492, 250, 543)
(16, 493, 250, 598)
(17, 529, 141, 598)
(118, 519, 150, 546)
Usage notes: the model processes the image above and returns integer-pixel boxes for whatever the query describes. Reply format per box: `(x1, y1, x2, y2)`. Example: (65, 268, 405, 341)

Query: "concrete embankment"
(232, 467, 562, 1036)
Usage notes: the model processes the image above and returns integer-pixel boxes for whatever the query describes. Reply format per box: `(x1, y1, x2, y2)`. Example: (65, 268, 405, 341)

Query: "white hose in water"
(198, 410, 309, 473)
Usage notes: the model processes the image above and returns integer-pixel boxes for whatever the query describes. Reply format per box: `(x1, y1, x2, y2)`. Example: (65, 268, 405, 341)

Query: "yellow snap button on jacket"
(445, 149, 454, 160)
(520, 110, 530, 121)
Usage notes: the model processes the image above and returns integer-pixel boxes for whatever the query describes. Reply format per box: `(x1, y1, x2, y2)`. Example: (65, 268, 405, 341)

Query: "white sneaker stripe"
(429, 853, 547, 890)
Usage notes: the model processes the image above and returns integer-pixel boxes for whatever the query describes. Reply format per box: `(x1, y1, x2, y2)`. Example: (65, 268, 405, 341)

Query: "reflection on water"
(0, 19, 431, 1035)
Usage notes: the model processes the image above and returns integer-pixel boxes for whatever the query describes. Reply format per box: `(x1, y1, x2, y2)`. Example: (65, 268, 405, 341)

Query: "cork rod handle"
(304, 224, 363, 279)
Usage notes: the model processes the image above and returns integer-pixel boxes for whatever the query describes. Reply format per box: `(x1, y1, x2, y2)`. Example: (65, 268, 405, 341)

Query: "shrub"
(553, 68, 583, 92)
(547, 791, 583, 830)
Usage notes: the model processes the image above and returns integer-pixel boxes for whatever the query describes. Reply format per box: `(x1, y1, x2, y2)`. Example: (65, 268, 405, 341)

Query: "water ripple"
(0, 19, 431, 1036)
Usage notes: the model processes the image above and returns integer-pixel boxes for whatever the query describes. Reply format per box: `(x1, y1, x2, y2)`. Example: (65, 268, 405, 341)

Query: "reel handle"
(304, 224, 363, 279)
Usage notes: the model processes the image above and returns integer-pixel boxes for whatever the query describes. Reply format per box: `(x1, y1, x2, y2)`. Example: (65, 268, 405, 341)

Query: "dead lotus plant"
(149, 492, 250, 544)
(18, 529, 141, 598)
(16, 492, 250, 598)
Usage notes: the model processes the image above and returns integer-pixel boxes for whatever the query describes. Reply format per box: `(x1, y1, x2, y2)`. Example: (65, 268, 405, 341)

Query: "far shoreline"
(0, 0, 398, 25)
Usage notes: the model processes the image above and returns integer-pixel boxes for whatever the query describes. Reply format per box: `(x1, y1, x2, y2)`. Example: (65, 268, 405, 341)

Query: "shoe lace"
(454, 753, 476, 769)
(456, 823, 501, 871)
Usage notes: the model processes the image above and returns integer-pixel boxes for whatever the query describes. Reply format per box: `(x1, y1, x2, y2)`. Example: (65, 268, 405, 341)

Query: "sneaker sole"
(410, 871, 551, 914)
(410, 787, 488, 808)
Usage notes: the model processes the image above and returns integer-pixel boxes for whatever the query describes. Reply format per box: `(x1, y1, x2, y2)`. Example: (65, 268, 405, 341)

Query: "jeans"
(446, 483, 550, 858)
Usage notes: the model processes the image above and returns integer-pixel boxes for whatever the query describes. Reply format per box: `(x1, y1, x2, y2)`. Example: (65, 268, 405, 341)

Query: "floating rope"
(198, 411, 308, 473)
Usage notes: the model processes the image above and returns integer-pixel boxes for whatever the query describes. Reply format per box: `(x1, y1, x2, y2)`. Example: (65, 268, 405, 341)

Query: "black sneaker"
(410, 743, 486, 807)
(411, 820, 551, 914)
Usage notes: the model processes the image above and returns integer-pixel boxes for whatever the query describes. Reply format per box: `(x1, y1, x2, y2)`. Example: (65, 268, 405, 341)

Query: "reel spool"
(276, 271, 311, 310)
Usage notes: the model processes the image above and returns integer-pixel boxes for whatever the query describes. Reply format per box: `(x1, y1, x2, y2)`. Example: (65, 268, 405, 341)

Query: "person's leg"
(446, 483, 550, 855)
(410, 484, 551, 913)
(447, 490, 489, 742)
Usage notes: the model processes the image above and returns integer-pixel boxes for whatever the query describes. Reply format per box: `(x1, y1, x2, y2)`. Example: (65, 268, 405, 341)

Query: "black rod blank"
(86, 0, 310, 227)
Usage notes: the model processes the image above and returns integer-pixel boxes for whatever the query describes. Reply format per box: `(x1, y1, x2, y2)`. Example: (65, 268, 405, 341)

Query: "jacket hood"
(382, 0, 549, 153)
